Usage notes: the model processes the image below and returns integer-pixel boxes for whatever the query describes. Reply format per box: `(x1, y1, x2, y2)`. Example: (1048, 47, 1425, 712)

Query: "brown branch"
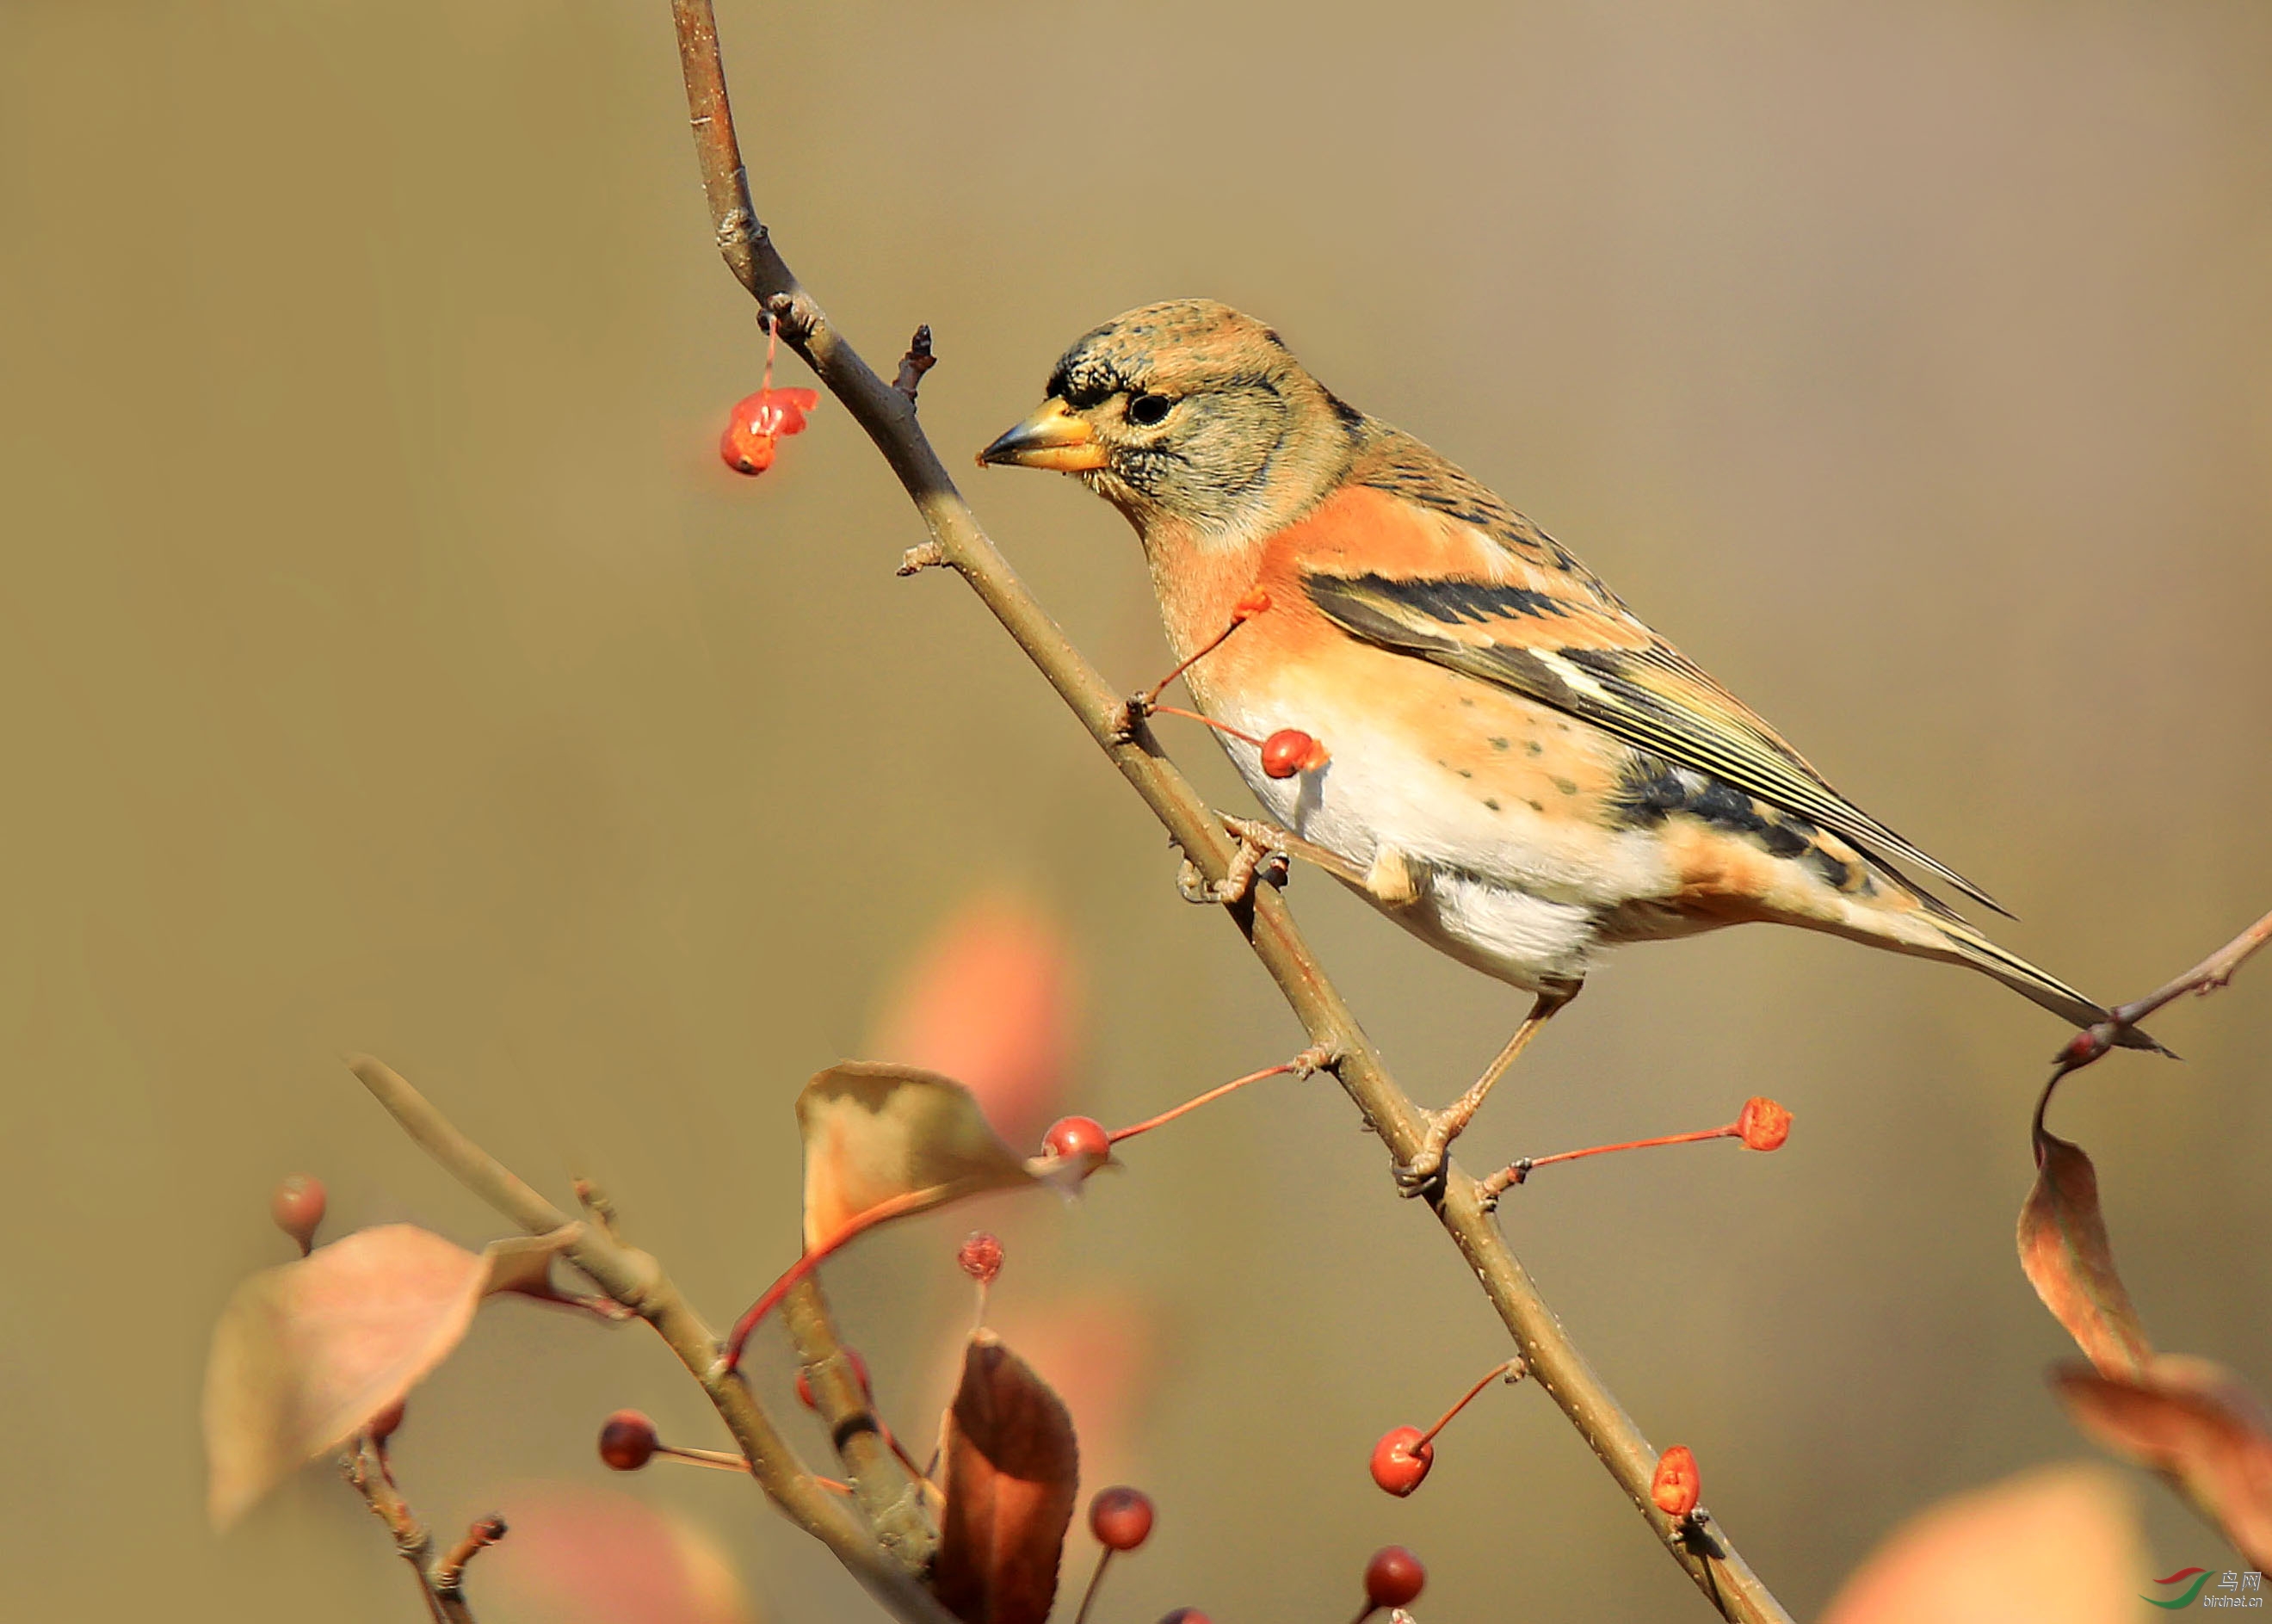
(663, 5, 1791, 1618)
(347, 1058, 959, 1624)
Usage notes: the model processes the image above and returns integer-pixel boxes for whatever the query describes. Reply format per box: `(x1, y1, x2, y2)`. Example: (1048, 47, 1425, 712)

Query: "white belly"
(1204, 678, 1676, 993)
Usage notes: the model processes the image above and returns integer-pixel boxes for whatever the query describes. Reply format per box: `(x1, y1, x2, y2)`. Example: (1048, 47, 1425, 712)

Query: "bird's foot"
(1109, 695, 1151, 744)
(1392, 1112, 1459, 1199)
(1176, 824, 1288, 905)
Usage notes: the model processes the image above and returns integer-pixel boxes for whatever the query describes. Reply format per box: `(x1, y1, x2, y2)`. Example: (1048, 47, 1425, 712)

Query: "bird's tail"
(1923, 915, 2168, 1054)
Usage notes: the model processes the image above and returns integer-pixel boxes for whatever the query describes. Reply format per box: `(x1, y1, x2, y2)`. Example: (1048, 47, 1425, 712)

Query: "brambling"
(979, 299, 2158, 1187)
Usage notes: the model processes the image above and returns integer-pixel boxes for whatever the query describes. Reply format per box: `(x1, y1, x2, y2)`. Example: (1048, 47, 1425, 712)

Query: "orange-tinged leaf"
(2016, 1130, 2151, 1379)
(2053, 1359, 2272, 1568)
(1821, 1463, 2143, 1624)
(867, 893, 1078, 1149)
(203, 1224, 595, 1528)
(206, 1225, 484, 1528)
(797, 1063, 1047, 1249)
(931, 1331, 1080, 1624)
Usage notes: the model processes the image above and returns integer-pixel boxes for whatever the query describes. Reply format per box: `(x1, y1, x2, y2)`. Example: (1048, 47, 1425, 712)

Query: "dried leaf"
(797, 1063, 1050, 1250)
(2054, 1359, 2272, 1568)
(481, 1484, 759, 1624)
(1821, 1463, 2143, 1624)
(206, 1225, 485, 1528)
(2016, 1129, 2151, 1378)
(204, 1224, 605, 1529)
(931, 1331, 1080, 1624)
(867, 893, 1078, 1148)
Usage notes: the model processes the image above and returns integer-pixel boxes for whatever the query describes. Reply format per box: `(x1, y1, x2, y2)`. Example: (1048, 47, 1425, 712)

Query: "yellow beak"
(976, 398, 1108, 472)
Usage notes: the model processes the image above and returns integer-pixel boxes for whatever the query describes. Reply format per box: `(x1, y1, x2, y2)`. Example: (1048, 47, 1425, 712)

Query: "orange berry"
(1737, 1096, 1792, 1152)
(1232, 588, 1273, 620)
(1651, 1444, 1700, 1518)
(719, 387, 818, 475)
(958, 1232, 1003, 1285)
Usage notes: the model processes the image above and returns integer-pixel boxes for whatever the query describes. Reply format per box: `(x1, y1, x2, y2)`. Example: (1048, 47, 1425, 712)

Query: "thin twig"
(347, 1057, 958, 1624)
(894, 324, 935, 402)
(2057, 905, 2272, 1075)
(343, 1437, 466, 1624)
(432, 1516, 508, 1596)
(660, 6, 1792, 1618)
(2034, 905, 2272, 1146)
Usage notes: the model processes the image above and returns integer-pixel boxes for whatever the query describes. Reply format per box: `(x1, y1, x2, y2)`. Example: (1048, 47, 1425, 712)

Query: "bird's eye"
(1127, 392, 1174, 428)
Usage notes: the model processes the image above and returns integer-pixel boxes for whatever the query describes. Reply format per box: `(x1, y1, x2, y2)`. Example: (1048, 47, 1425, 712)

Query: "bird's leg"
(1217, 814, 1373, 892)
(1396, 981, 1581, 1196)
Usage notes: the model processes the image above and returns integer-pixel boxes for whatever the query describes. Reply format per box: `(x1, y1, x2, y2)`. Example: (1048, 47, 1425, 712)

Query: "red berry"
(1089, 1485, 1155, 1552)
(1736, 1097, 1792, 1152)
(719, 422, 776, 474)
(958, 1232, 1004, 1285)
(1364, 1545, 1426, 1609)
(1260, 728, 1327, 779)
(795, 1347, 872, 1411)
(1651, 1444, 1700, 1518)
(270, 1173, 327, 1251)
(1041, 1115, 1111, 1171)
(1369, 1424, 1435, 1496)
(598, 1410, 658, 1471)
(719, 387, 819, 476)
(1232, 588, 1273, 620)
(367, 1399, 405, 1444)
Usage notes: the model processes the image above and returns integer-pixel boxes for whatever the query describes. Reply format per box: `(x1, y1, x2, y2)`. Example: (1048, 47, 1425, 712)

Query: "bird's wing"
(1310, 438, 2003, 913)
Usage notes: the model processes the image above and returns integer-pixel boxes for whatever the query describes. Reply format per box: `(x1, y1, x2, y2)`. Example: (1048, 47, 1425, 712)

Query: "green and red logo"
(2145, 1568, 2213, 1609)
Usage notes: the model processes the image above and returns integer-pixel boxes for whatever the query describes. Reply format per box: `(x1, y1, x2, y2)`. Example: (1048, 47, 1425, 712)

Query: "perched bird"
(979, 299, 2157, 1186)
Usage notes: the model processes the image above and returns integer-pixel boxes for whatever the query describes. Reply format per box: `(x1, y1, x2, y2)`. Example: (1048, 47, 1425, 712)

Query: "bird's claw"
(1392, 1116, 1454, 1199)
(1175, 828, 1287, 905)
(1109, 695, 1149, 744)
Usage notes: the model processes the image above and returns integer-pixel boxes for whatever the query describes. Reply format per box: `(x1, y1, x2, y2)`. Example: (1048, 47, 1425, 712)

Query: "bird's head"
(979, 299, 1359, 542)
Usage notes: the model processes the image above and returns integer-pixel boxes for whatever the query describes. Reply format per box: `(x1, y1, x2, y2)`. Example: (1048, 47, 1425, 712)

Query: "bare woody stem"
(347, 1058, 959, 1624)
(664, 5, 1791, 1619)
(343, 1437, 483, 1624)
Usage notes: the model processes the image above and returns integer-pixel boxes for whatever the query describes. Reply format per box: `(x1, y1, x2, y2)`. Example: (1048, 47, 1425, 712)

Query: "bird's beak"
(976, 398, 1108, 472)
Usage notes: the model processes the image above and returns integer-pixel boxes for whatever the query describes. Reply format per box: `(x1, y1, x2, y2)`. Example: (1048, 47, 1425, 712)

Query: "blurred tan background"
(4, 3, 2270, 1619)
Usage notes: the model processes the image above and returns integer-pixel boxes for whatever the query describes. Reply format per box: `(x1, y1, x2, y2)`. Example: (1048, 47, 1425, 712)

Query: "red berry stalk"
(1479, 1096, 1794, 1201)
(1071, 1486, 1157, 1624)
(1370, 1356, 1525, 1496)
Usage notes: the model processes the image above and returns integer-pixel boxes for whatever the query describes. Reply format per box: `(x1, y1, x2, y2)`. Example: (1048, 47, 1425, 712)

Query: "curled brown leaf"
(930, 1331, 1080, 1624)
(2016, 1130, 2151, 1379)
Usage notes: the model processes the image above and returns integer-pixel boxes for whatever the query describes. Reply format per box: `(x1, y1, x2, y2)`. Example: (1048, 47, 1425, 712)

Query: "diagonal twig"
(662, 4, 1791, 1618)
